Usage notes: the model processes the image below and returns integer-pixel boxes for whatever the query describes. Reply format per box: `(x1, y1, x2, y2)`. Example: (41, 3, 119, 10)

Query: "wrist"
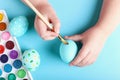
(22, 0, 48, 8)
(94, 22, 115, 36)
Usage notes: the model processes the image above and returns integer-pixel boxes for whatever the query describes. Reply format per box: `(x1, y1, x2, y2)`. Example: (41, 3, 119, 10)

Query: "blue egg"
(8, 16, 29, 37)
(60, 40, 78, 63)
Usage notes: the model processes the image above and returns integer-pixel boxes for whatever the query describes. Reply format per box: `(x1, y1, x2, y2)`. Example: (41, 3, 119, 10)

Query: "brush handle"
(24, 0, 54, 29)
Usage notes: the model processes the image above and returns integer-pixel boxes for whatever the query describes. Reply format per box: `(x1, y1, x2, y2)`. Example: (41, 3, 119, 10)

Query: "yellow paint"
(34, 55, 37, 59)
(26, 59, 28, 62)
(0, 13, 4, 21)
(32, 63, 35, 67)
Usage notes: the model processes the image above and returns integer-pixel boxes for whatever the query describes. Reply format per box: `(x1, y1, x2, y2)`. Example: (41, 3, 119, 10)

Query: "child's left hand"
(65, 26, 109, 67)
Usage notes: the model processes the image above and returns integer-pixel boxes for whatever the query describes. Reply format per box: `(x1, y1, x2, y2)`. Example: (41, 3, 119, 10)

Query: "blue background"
(0, 0, 120, 80)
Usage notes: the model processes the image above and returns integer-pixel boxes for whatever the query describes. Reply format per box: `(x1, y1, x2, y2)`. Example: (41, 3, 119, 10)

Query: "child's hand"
(34, 3, 60, 40)
(65, 26, 109, 67)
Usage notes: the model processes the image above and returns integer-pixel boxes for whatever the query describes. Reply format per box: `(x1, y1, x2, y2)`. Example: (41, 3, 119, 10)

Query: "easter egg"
(22, 49, 40, 71)
(60, 40, 78, 63)
(8, 16, 29, 37)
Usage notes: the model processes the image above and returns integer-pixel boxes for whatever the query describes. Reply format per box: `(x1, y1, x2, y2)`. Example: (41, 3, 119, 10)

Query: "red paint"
(0, 45, 5, 54)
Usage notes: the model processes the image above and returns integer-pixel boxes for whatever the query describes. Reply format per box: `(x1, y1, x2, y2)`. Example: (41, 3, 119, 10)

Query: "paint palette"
(0, 10, 33, 80)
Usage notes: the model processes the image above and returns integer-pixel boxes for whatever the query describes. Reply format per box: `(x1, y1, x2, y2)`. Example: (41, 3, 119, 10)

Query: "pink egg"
(1, 31, 11, 40)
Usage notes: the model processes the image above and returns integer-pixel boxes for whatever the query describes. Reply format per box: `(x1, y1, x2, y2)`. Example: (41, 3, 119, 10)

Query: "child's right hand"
(34, 2, 60, 40)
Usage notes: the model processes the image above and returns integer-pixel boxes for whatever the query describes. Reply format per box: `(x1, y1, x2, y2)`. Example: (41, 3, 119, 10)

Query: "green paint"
(28, 53, 30, 56)
(17, 69, 26, 78)
(36, 62, 39, 65)
(8, 73, 16, 80)
(32, 51, 35, 53)
(28, 68, 32, 71)
(30, 60, 33, 63)
(0, 77, 5, 80)
(23, 56, 25, 59)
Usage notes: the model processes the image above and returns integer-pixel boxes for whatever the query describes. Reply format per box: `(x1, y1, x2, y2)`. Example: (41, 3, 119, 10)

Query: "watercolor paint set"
(0, 10, 33, 80)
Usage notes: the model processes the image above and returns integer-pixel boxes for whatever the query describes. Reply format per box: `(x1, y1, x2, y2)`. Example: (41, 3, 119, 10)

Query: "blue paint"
(0, 54, 8, 63)
(13, 60, 22, 69)
(4, 64, 12, 73)
(0, 69, 2, 76)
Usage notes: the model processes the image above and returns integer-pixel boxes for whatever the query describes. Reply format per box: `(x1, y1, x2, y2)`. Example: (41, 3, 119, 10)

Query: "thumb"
(65, 34, 83, 41)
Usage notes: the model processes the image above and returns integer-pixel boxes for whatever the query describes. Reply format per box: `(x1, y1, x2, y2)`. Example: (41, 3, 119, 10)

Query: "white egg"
(60, 40, 78, 63)
(22, 49, 40, 71)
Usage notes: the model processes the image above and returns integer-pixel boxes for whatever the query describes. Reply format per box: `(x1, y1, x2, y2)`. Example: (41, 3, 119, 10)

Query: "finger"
(43, 36, 56, 40)
(34, 16, 47, 36)
(82, 57, 96, 67)
(70, 46, 89, 66)
(42, 31, 58, 40)
(49, 17, 60, 33)
(79, 53, 97, 67)
(89, 57, 97, 65)
(78, 51, 92, 66)
(35, 16, 58, 40)
(65, 34, 83, 41)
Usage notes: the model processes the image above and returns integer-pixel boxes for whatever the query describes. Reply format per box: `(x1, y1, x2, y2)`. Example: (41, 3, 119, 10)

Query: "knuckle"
(40, 34, 46, 39)
(44, 38, 49, 40)
(81, 60, 86, 65)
